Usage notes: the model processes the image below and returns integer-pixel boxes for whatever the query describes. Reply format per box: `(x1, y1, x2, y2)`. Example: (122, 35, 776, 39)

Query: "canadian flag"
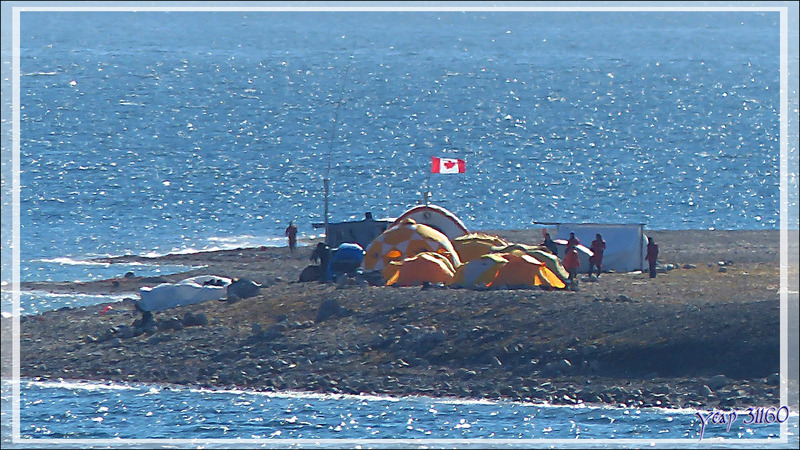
(431, 156, 466, 174)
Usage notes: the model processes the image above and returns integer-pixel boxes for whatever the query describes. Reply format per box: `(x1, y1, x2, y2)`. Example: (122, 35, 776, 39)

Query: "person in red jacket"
(645, 237, 659, 278)
(285, 221, 298, 252)
(563, 232, 581, 285)
(589, 233, 606, 278)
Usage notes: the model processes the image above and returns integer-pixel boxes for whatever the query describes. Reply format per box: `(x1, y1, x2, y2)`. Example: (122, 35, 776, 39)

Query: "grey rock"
(652, 384, 671, 395)
(114, 325, 134, 339)
(227, 278, 262, 299)
(316, 299, 341, 322)
(315, 298, 353, 323)
(456, 368, 477, 379)
(541, 359, 573, 376)
(766, 373, 780, 385)
(157, 317, 184, 331)
(299, 265, 324, 282)
(414, 331, 446, 355)
(183, 312, 208, 327)
(707, 374, 728, 390)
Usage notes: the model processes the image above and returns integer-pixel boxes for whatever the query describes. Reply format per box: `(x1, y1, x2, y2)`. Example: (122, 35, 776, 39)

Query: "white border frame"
(2, 1, 797, 448)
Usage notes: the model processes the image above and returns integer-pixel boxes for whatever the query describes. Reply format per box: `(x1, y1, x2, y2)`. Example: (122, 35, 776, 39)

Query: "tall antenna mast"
(323, 50, 352, 242)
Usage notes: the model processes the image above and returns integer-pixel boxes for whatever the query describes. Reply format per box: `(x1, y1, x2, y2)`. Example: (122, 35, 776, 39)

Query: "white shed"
(536, 222, 648, 273)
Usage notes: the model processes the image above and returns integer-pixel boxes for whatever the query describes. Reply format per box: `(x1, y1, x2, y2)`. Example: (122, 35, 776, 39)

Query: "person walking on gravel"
(589, 233, 606, 278)
(563, 232, 581, 286)
(645, 237, 659, 278)
(285, 221, 298, 252)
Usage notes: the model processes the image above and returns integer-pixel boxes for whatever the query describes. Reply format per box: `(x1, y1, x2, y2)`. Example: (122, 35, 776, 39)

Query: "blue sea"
(2, 5, 798, 448)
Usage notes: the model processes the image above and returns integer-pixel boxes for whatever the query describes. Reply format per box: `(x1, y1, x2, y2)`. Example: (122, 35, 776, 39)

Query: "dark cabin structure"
(312, 212, 394, 249)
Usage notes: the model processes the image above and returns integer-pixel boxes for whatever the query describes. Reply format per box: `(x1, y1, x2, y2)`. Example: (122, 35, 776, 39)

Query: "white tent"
(537, 222, 648, 273)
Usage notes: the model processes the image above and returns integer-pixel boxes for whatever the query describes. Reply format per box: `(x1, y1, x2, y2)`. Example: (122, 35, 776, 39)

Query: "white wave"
(35, 257, 111, 267)
(17, 290, 133, 301)
(21, 71, 58, 76)
(138, 234, 311, 258)
(19, 378, 140, 392)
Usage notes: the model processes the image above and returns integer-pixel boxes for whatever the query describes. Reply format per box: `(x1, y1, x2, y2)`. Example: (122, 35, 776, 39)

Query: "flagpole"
(425, 158, 431, 207)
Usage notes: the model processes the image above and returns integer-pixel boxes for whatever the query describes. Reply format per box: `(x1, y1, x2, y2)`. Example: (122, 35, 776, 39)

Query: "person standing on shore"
(285, 221, 298, 252)
(589, 233, 606, 278)
(563, 232, 581, 286)
(541, 231, 559, 256)
(645, 237, 659, 278)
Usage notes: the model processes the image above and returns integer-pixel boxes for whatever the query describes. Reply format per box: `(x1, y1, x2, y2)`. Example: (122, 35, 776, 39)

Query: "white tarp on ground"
(139, 275, 232, 312)
(540, 223, 648, 273)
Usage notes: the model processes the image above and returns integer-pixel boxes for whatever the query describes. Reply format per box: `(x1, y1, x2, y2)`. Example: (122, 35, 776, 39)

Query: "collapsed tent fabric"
(138, 275, 232, 312)
(390, 204, 469, 241)
(385, 252, 456, 287)
(451, 253, 507, 288)
(452, 233, 508, 263)
(363, 218, 461, 277)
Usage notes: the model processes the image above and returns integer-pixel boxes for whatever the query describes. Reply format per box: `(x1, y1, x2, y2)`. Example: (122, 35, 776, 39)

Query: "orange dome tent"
(363, 218, 461, 279)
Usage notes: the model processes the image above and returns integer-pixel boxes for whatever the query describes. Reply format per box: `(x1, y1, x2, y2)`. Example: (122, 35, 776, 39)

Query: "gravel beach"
(4, 229, 798, 411)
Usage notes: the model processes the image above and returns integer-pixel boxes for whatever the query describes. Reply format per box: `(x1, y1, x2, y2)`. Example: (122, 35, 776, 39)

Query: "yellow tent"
(363, 218, 461, 278)
(452, 233, 508, 263)
(491, 243, 570, 283)
(385, 252, 457, 287)
(491, 252, 566, 289)
(450, 253, 507, 288)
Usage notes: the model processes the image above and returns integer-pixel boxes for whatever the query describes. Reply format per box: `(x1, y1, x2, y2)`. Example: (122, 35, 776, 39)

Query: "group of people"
(541, 231, 660, 282)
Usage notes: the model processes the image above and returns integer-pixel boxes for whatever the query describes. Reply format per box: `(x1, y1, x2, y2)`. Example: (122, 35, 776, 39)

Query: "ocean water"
(2, 6, 798, 447)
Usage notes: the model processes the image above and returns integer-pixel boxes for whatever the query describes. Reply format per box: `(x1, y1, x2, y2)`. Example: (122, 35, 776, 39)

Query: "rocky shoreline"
(5, 229, 797, 411)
